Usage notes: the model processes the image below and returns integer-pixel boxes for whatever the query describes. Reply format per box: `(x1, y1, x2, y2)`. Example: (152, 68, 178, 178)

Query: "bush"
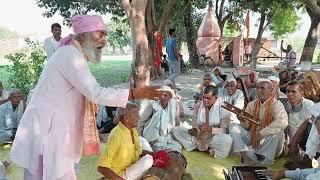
(5, 38, 46, 97)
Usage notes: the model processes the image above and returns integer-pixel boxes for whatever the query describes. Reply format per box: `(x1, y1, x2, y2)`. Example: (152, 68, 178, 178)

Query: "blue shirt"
(166, 36, 177, 61)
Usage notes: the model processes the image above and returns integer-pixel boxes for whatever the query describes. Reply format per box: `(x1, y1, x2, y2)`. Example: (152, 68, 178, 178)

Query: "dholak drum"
(142, 151, 188, 180)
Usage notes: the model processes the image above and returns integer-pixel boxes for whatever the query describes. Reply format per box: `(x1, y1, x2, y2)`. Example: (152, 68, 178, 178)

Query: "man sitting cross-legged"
(143, 86, 182, 152)
(230, 79, 288, 165)
(97, 103, 154, 180)
(0, 88, 24, 143)
(172, 85, 233, 159)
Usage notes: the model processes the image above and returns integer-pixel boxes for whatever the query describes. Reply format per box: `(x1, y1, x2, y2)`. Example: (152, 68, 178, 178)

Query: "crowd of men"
(0, 15, 319, 179)
(95, 63, 320, 179)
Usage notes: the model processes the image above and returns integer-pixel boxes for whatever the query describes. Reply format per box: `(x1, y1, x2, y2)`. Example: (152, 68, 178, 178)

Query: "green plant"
(317, 52, 320, 64)
(5, 38, 45, 97)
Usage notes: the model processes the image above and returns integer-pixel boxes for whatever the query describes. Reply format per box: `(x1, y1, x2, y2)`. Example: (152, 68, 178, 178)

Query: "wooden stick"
(222, 102, 261, 125)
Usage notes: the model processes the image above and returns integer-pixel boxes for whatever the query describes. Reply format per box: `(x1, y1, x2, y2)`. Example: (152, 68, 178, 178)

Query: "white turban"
(161, 86, 174, 96)
(268, 76, 280, 83)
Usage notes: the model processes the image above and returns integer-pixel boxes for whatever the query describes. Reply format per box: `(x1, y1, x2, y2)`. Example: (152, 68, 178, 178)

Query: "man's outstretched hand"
(129, 86, 164, 100)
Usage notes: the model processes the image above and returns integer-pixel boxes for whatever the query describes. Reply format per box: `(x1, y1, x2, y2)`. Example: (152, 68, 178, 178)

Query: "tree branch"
(262, 10, 278, 31)
(219, 0, 226, 21)
(121, 0, 132, 18)
(221, 11, 233, 25)
(303, 0, 320, 17)
(215, 0, 220, 21)
(158, 0, 177, 33)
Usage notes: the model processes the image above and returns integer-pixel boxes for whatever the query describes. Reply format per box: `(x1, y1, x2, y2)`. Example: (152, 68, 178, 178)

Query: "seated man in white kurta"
(219, 77, 244, 124)
(172, 85, 233, 159)
(143, 86, 182, 152)
(230, 79, 288, 165)
(0, 89, 24, 143)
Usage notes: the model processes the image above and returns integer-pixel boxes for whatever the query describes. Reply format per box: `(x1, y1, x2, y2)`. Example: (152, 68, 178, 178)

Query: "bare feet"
(240, 152, 255, 165)
(208, 148, 215, 157)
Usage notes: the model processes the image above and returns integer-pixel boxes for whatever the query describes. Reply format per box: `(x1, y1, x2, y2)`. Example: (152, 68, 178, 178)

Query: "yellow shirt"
(98, 122, 142, 176)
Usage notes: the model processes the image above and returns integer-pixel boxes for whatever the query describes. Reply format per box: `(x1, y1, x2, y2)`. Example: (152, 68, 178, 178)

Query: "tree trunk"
(300, 7, 320, 62)
(145, 0, 160, 79)
(122, 0, 150, 88)
(250, 12, 266, 69)
(112, 45, 116, 54)
(183, 0, 199, 68)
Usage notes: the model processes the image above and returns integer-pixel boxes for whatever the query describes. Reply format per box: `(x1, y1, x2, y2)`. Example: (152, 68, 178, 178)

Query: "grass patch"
(0, 59, 132, 90)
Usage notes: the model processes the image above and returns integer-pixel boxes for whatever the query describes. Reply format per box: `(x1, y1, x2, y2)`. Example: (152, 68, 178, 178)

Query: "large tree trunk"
(183, 0, 199, 68)
(122, 0, 150, 88)
(250, 12, 266, 69)
(300, 7, 320, 62)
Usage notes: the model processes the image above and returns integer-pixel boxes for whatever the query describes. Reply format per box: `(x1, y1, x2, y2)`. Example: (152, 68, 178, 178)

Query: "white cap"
(226, 77, 237, 84)
(257, 78, 272, 84)
(268, 76, 280, 83)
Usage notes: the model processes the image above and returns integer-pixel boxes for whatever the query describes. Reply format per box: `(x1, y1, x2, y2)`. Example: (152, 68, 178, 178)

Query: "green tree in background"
(107, 17, 131, 54)
(5, 39, 46, 97)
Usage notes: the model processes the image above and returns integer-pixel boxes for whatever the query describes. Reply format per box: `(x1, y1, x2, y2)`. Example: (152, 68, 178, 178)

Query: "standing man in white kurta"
(10, 15, 162, 180)
(43, 23, 62, 59)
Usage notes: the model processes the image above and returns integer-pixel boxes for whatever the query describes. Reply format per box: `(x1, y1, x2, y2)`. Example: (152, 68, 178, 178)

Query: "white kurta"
(219, 89, 244, 124)
(10, 45, 129, 180)
(288, 98, 314, 139)
(43, 36, 60, 59)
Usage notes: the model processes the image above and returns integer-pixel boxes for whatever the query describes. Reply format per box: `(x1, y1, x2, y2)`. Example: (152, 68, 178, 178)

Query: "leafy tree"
(5, 39, 46, 97)
(107, 17, 131, 54)
(37, 0, 176, 86)
(233, 0, 298, 68)
(300, 0, 320, 62)
(223, 21, 240, 37)
(269, 6, 299, 39)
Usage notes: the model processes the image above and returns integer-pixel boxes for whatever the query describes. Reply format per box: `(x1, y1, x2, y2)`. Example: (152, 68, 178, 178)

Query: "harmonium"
(223, 166, 271, 180)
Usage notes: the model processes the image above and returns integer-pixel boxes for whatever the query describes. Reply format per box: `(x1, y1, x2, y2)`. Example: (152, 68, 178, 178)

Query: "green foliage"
(37, 0, 123, 21)
(317, 51, 320, 64)
(0, 26, 18, 39)
(4, 39, 46, 97)
(107, 17, 131, 52)
(269, 7, 299, 39)
(223, 22, 240, 37)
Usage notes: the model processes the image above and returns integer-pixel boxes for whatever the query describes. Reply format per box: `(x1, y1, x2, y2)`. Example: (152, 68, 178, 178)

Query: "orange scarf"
(70, 38, 100, 156)
(82, 98, 100, 156)
(250, 98, 274, 143)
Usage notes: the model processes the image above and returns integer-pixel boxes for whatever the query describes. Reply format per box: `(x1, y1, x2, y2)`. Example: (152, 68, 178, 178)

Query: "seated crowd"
(2, 65, 320, 180)
(95, 66, 320, 179)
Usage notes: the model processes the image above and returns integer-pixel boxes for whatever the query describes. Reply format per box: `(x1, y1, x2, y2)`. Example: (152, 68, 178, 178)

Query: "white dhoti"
(172, 126, 233, 159)
(123, 154, 154, 180)
(230, 124, 284, 164)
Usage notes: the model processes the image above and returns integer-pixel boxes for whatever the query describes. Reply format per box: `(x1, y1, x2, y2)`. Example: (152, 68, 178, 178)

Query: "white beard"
(82, 37, 102, 64)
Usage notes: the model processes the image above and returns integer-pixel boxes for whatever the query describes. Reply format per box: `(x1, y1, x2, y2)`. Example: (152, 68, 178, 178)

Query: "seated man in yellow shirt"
(98, 103, 154, 180)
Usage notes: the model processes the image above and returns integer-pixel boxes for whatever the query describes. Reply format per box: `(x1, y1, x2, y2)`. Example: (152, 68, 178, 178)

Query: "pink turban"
(59, 15, 106, 47)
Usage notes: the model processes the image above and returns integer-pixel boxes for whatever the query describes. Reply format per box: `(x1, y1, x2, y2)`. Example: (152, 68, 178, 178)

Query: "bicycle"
(199, 54, 216, 72)
(161, 53, 192, 74)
